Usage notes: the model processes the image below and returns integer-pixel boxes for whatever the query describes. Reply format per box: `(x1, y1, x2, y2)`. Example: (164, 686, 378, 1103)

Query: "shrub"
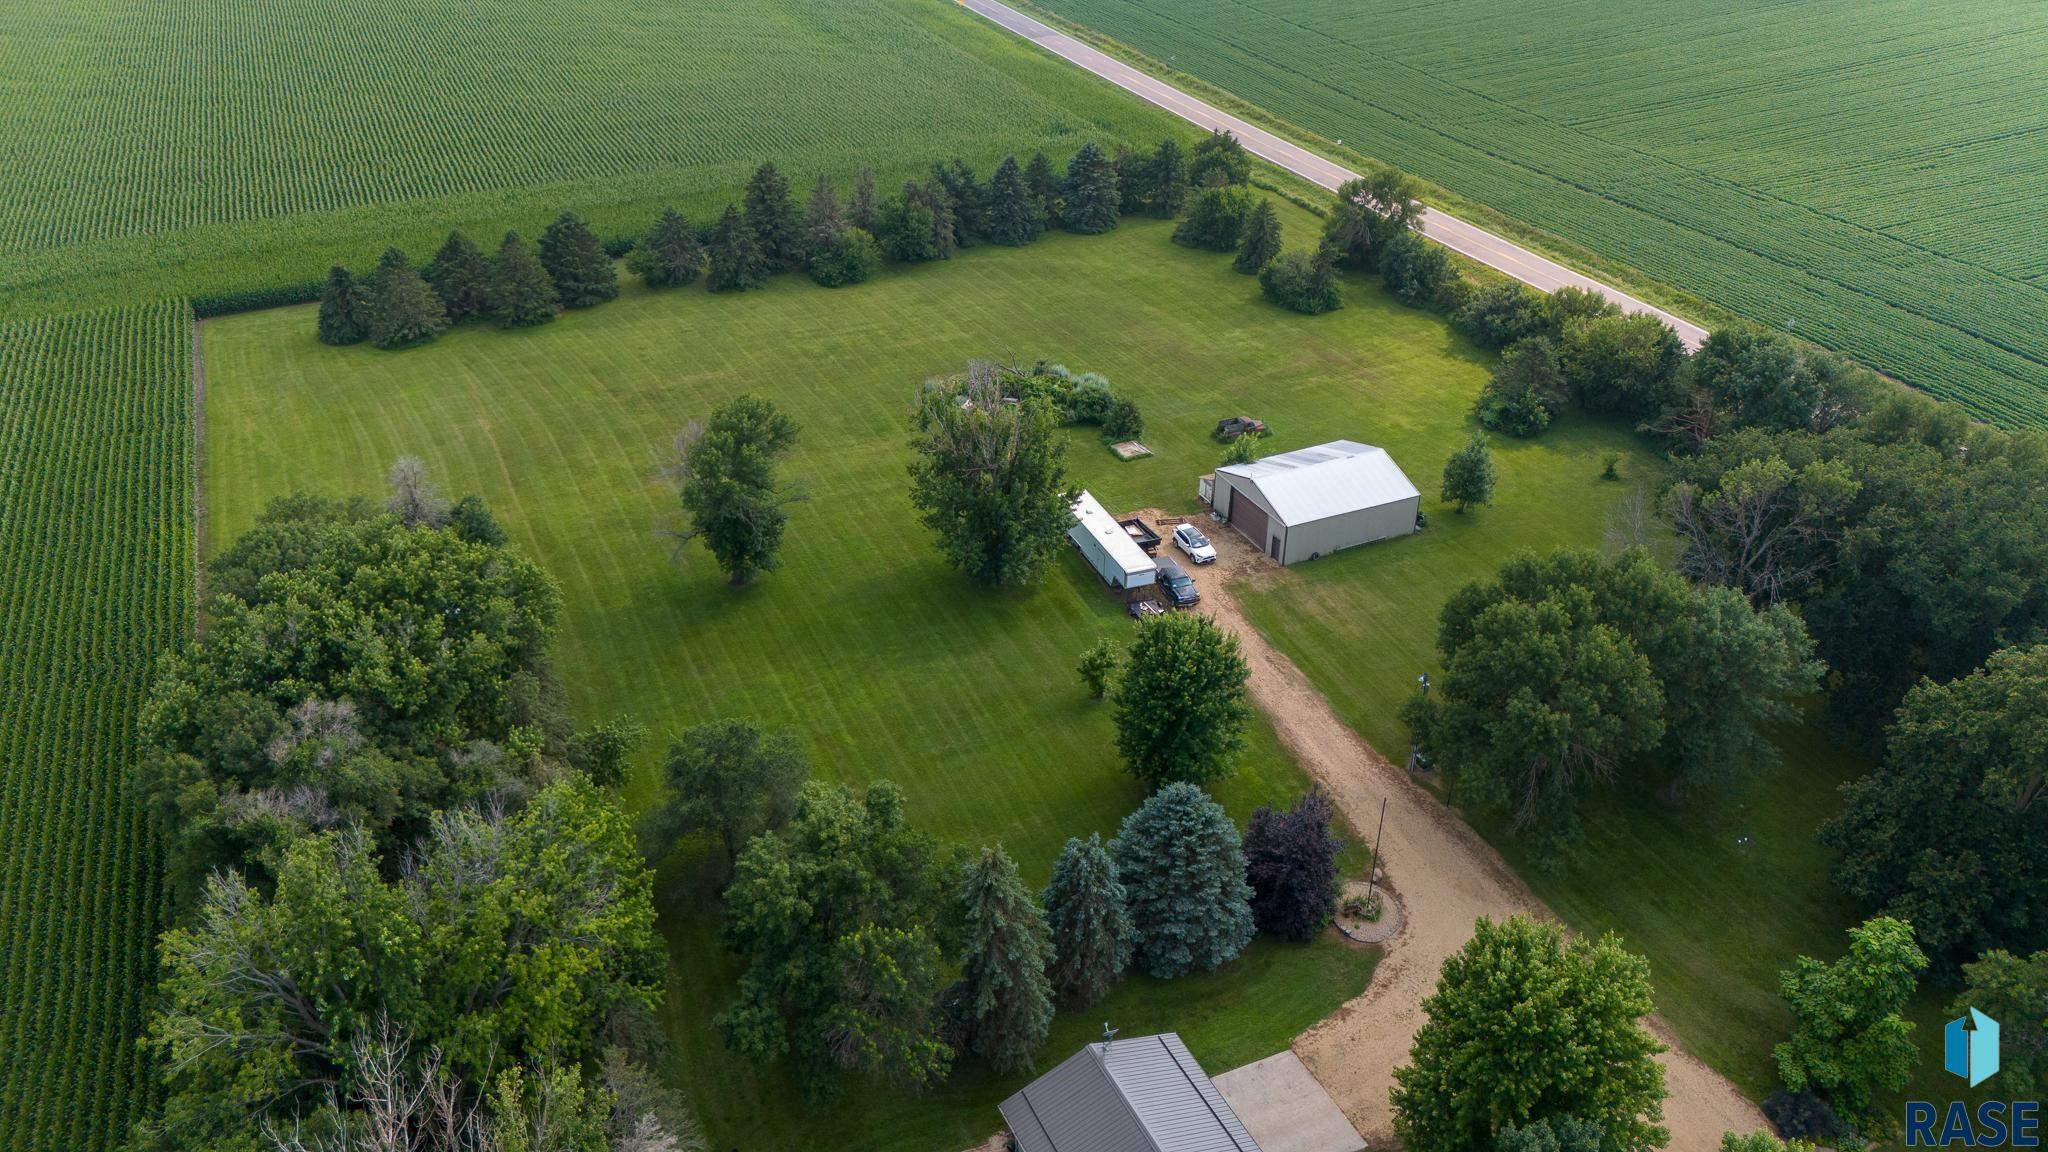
(1260, 248, 1342, 315)
(809, 227, 883, 287)
(1173, 186, 1256, 251)
(1102, 395, 1144, 441)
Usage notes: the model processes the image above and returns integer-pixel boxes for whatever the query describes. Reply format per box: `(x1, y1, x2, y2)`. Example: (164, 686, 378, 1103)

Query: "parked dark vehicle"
(1155, 558, 1200, 608)
(1214, 416, 1267, 440)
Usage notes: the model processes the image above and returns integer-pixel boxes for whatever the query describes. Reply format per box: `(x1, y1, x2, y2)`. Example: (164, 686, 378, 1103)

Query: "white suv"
(1173, 523, 1218, 564)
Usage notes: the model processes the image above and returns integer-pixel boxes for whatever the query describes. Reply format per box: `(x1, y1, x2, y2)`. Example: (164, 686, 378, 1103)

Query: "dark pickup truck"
(1214, 416, 1267, 440)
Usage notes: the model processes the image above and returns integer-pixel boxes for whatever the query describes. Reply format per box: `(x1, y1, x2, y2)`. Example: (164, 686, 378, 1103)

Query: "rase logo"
(1950, 1009, 2003, 1087)
(1905, 1009, 2042, 1147)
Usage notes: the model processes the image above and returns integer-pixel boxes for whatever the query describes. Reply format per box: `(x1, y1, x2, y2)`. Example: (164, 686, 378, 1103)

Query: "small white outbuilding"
(1068, 490, 1158, 590)
(1208, 440, 1419, 565)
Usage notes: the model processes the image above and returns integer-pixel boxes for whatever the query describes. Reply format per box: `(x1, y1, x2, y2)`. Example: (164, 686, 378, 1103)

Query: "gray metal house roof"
(1216, 440, 1419, 526)
(1001, 1033, 1262, 1152)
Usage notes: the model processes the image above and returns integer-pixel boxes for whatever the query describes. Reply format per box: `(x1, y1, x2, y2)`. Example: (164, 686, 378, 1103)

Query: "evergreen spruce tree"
(423, 230, 493, 322)
(1061, 142, 1120, 234)
(985, 155, 1048, 247)
(366, 248, 448, 349)
(1041, 834, 1132, 1007)
(1146, 138, 1190, 218)
(629, 207, 704, 288)
(492, 230, 560, 327)
(907, 180, 957, 261)
(850, 164, 879, 232)
(316, 265, 371, 345)
(1023, 150, 1063, 226)
(956, 845, 1056, 1073)
(938, 159, 988, 246)
(537, 212, 618, 308)
(705, 205, 769, 293)
(800, 174, 845, 262)
(1111, 783, 1254, 979)
(1234, 199, 1283, 274)
(1113, 145, 1146, 216)
(742, 160, 802, 272)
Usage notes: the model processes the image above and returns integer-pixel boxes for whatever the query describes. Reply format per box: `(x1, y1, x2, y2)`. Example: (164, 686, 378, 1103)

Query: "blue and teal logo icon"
(1949, 1008, 2002, 1087)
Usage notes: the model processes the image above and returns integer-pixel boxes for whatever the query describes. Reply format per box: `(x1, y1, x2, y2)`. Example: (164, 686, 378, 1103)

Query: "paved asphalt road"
(960, 0, 1709, 350)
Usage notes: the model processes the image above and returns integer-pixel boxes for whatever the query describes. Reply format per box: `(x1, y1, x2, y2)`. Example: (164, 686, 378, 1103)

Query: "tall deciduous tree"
(955, 845, 1056, 1073)
(1145, 137, 1189, 217)
(1775, 916, 1926, 1121)
(1234, 199, 1282, 274)
(1041, 833, 1132, 1008)
(1260, 244, 1341, 314)
(667, 393, 800, 584)
(1955, 948, 2048, 1092)
(538, 212, 619, 308)
(1112, 612, 1251, 789)
(1378, 229, 1456, 307)
(705, 205, 768, 293)
(630, 207, 704, 288)
(1173, 186, 1255, 251)
(1559, 312, 1685, 420)
(424, 230, 494, 322)
(639, 718, 809, 874)
(142, 777, 663, 1150)
(743, 160, 802, 272)
(907, 366, 1075, 586)
(367, 247, 449, 349)
(1322, 165, 1425, 269)
(1441, 432, 1497, 513)
(1821, 644, 2048, 964)
(719, 780, 958, 1095)
(492, 230, 561, 326)
(986, 155, 1048, 247)
(1111, 783, 1254, 979)
(1189, 129, 1252, 188)
(1061, 142, 1120, 234)
(874, 193, 940, 263)
(1391, 916, 1668, 1152)
(566, 714, 646, 788)
(317, 264, 371, 345)
(1477, 336, 1566, 437)
(1243, 786, 1342, 942)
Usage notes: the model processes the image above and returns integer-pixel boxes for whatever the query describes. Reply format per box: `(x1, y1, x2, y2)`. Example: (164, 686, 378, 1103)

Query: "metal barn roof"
(1070, 490, 1156, 581)
(1216, 440, 1419, 526)
(1001, 1033, 1262, 1152)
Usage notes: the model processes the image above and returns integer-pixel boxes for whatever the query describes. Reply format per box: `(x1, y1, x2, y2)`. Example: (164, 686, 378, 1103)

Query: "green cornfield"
(0, 0, 1179, 318)
(0, 301, 191, 1152)
(1038, 0, 2048, 429)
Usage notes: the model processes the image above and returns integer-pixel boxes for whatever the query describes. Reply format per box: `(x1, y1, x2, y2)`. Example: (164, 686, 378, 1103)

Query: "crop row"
(0, 0, 1163, 256)
(0, 300, 191, 1152)
(1041, 0, 2048, 428)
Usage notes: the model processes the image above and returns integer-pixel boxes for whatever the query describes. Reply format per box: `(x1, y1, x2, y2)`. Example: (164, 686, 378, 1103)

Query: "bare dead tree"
(1665, 457, 1853, 605)
(388, 456, 451, 528)
(1602, 481, 1657, 555)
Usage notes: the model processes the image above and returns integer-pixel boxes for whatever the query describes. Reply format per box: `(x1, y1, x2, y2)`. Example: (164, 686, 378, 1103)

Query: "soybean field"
(0, 302, 191, 1152)
(0, 0, 1178, 318)
(1037, 0, 2048, 429)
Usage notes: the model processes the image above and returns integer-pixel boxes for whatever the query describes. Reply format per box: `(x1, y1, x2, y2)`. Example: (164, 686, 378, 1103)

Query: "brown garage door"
(1229, 485, 1271, 551)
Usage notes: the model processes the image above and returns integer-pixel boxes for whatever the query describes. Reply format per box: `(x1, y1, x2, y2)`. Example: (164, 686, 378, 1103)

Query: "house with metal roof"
(1205, 440, 1420, 565)
(1000, 1033, 1262, 1152)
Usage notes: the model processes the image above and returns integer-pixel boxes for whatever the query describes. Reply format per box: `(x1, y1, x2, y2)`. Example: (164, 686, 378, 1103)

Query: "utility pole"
(1366, 796, 1387, 901)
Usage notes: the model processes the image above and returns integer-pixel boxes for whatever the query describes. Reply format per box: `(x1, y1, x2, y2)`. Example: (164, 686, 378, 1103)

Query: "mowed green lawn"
(201, 209, 1465, 1149)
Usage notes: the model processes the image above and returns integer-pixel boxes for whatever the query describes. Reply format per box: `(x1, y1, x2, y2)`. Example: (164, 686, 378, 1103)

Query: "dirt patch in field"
(1134, 511, 1767, 1151)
